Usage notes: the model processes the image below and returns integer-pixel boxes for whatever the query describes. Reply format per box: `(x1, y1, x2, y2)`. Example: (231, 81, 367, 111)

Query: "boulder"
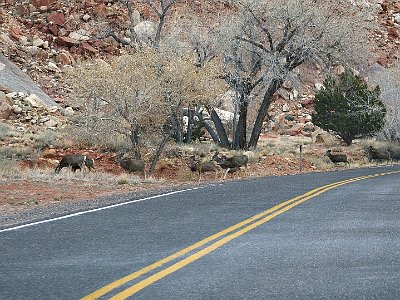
(0, 91, 12, 119)
(12, 105, 23, 114)
(32, 0, 56, 7)
(47, 11, 65, 26)
(69, 30, 90, 41)
(56, 50, 75, 65)
(0, 54, 57, 107)
(24, 94, 46, 108)
(134, 21, 156, 44)
(132, 10, 141, 26)
(286, 123, 304, 136)
(44, 118, 58, 127)
(42, 148, 57, 158)
(64, 106, 74, 116)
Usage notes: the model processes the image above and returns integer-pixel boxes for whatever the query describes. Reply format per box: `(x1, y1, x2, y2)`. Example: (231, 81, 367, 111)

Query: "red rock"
(10, 27, 22, 40)
(56, 51, 75, 65)
(35, 48, 49, 60)
(377, 56, 388, 66)
(48, 23, 58, 35)
(47, 11, 65, 26)
(103, 45, 119, 55)
(94, 3, 107, 17)
(285, 123, 305, 136)
(80, 42, 96, 54)
(300, 97, 314, 108)
(55, 36, 79, 47)
(14, 3, 29, 17)
(32, 0, 56, 8)
(42, 148, 57, 159)
(387, 27, 399, 38)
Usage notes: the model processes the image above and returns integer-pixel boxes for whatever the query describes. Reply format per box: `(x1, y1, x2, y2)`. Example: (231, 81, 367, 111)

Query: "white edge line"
(0, 186, 204, 233)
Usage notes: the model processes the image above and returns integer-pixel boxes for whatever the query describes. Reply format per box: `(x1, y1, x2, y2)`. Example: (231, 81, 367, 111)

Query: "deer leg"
(223, 168, 229, 180)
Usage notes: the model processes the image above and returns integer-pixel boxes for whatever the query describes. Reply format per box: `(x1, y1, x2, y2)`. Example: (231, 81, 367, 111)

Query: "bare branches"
(144, 0, 178, 48)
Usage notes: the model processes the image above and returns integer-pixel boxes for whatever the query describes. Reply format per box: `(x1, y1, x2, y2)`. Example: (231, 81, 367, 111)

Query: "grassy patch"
(0, 146, 31, 160)
(0, 158, 22, 178)
(34, 130, 63, 150)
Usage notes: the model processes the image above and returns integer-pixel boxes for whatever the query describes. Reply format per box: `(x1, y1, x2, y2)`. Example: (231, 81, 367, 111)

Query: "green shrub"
(313, 69, 386, 145)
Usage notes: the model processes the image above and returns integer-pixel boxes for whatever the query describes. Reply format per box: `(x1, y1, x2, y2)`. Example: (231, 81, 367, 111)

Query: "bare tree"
(368, 63, 400, 142)
(212, 0, 372, 149)
(68, 47, 224, 174)
(144, 0, 179, 48)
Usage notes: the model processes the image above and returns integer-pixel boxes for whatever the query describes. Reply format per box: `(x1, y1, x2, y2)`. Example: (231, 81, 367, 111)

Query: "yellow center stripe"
(82, 170, 400, 299)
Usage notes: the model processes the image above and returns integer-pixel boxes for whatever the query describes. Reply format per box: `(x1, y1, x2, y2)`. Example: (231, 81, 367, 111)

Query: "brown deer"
(212, 151, 249, 179)
(325, 150, 350, 167)
(115, 154, 146, 178)
(189, 155, 221, 182)
(367, 146, 391, 164)
(55, 154, 95, 174)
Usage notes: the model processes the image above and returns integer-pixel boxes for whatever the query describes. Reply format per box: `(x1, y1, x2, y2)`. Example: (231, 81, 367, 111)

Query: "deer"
(115, 153, 146, 178)
(367, 146, 391, 164)
(325, 150, 350, 167)
(212, 151, 249, 180)
(189, 155, 221, 182)
(55, 154, 95, 174)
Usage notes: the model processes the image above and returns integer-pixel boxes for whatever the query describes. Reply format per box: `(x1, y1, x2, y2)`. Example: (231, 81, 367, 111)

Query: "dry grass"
(62, 124, 130, 151)
(33, 130, 63, 150)
(0, 122, 12, 141)
(0, 158, 22, 178)
(0, 146, 31, 160)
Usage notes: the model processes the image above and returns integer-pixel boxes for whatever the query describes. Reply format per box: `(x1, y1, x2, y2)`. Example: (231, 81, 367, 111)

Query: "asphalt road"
(1, 165, 400, 299)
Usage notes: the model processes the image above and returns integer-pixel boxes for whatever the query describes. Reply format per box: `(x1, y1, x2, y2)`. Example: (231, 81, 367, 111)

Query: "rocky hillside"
(0, 0, 399, 144)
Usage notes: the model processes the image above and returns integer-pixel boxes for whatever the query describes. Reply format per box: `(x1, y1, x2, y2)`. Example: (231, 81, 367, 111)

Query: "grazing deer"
(367, 146, 391, 164)
(325, 150, 350, 167)
(212, 151, 249, 179)
(189, 155, 221, 182)
(115, 154, 146, 178)
(55, 154, 95, 174)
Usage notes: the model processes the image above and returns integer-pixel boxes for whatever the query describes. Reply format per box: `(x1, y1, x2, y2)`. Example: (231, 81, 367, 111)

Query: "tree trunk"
(206, 106, 231, 148)
(170, 111, 183, 143)
(130, 123, 142, 159)
(154, 12, 166, 49)
(233, 95, 248, 150)
(248, 78, 283, 149)
(197, 111, 220, 144)
(149, 133, 169, 175)
(185, 108, 194, 143)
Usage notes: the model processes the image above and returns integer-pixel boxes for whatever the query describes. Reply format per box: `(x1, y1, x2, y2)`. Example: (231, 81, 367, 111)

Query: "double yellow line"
(82, 170, 400, 299)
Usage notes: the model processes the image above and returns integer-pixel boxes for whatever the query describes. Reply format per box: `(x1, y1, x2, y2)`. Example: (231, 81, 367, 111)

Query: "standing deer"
(212, 151, 249, 179)
(367, 146, 391, 164)
(189, 155, 221, 182)
(55, 154, 95, 174)
(115, 154, 146, 178)
(325, 150, 350, 167)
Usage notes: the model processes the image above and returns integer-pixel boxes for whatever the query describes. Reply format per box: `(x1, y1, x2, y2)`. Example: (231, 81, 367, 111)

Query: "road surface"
(1, 165, 399, 299)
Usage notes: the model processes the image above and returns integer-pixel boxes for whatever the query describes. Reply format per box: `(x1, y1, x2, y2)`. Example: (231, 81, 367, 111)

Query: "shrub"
(313, 69, 386, 145)
(0, 146, 31, 160)
(34, 130, 62, 150)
